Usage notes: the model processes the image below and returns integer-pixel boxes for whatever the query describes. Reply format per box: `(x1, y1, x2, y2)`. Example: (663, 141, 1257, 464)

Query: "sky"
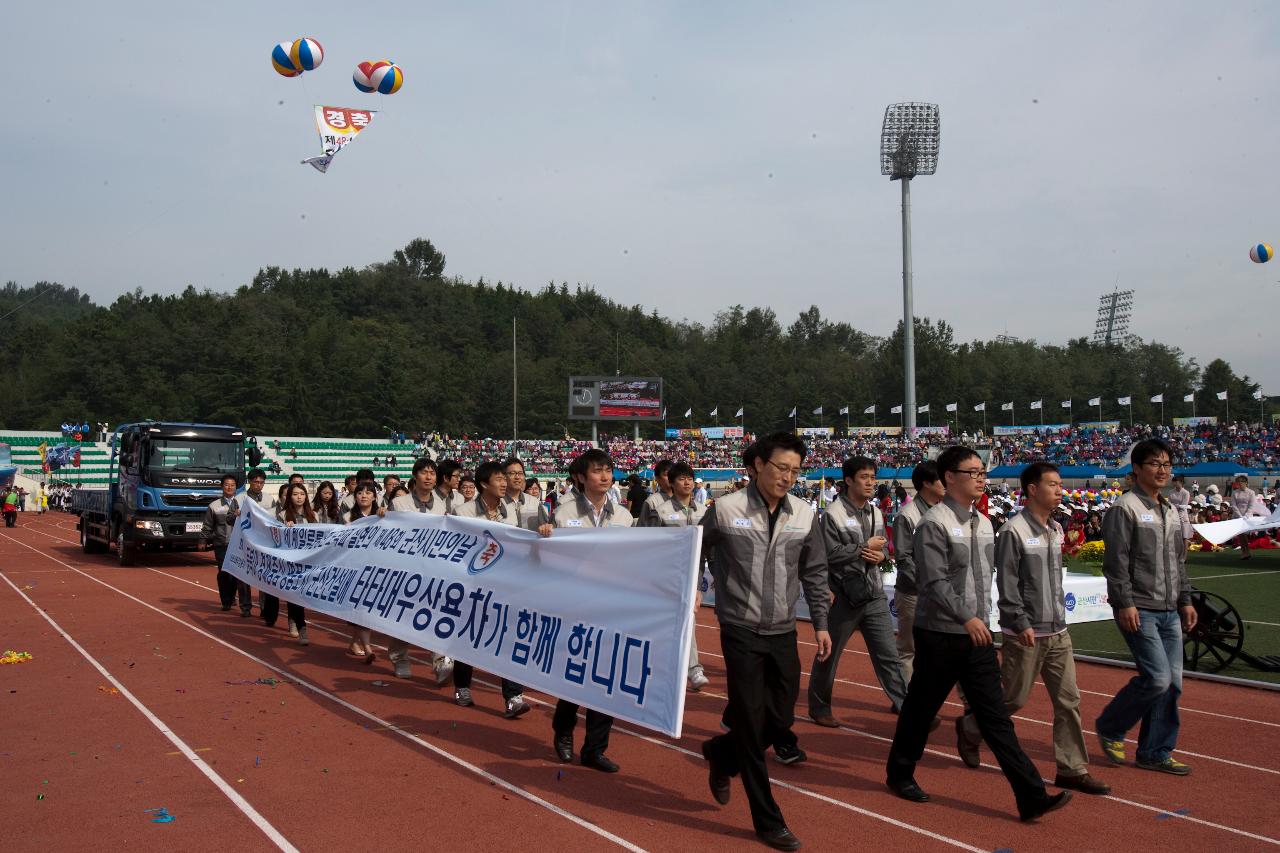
(5, 2, 1279, 388)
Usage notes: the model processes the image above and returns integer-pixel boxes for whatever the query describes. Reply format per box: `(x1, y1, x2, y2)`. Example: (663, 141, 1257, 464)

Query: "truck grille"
(162, 493, 217, 508)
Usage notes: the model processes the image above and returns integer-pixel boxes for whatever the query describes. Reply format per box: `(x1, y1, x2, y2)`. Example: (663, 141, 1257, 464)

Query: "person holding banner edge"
(389, 457, 452, 682)
(637, 461, 710, 691)
(537, 448, 634, 773)
(699, 432, 832, 852)
(451, 461, 532, 719)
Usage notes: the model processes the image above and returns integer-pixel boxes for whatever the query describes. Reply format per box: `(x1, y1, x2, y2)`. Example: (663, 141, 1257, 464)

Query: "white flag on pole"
(1150, 394, 1163, 403)
(1060, 400, 1072, 409)
(683, 408, 692, 418)
(788, 406, 797, 417)
(1183, 393, 1194, 403)
(838, 406, 849, 415)
(864, 404, 876, 414)
(735, 407, 744, 418)
(945, 402, 958, 412)
(1216, 390, 1228, 401)
(709, 407, 719, 418)
(812, 406, 823, 416)
(1088, 397, 1101, 406)
(1030, 400, 1043, 410)
(1000, 402, 1014, 411)
(1118, 396, 1132, 405)
(890, 404, 903, 414)
(1253, 389, 1264, 400)
(917, 404, 930, 413)
(973, 402, 986, 412)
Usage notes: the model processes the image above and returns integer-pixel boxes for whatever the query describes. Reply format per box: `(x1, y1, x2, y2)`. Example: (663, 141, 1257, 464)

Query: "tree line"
(0, 238, 1262, 439)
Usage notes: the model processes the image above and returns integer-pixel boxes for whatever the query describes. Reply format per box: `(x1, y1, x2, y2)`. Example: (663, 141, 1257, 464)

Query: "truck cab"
(76, 421, 262, 565)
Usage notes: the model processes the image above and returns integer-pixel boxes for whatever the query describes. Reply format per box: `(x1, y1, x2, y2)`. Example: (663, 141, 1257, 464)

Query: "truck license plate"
(185, 522, 203, 533)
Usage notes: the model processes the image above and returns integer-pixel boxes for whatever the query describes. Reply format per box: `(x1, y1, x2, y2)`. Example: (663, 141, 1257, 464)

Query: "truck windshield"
(145, 439, 242, 474)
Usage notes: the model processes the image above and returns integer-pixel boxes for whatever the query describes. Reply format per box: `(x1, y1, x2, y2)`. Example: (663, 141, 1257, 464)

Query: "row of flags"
(667, 390, 1263, 420)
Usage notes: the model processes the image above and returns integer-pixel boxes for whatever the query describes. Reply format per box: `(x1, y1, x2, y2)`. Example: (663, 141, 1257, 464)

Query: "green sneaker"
(1136, 756, 1191, 776)
(1097, 733, 1126, 765)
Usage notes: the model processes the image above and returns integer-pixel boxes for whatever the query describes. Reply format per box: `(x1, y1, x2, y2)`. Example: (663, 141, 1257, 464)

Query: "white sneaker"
(454, 687, 474, 707)
(297, 627, 309, 646)
(505, 695, 531, 719)
(433, 656, 454, 686)
(288, 620, 299, 638)
(394, 659, 412, 679)
(689, 669, 709, 691)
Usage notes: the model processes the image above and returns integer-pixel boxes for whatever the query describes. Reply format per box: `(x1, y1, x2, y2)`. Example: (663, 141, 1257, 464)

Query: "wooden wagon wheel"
(1183, 589, 1245, 673)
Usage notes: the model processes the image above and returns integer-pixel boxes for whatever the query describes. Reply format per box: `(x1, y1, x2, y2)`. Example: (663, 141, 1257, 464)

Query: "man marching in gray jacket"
(203, 473, 252, 616)
(988, 462, 1109, 795)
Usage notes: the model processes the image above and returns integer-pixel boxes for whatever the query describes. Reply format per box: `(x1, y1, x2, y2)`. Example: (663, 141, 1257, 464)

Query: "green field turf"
(1063, 550, 1280, 685)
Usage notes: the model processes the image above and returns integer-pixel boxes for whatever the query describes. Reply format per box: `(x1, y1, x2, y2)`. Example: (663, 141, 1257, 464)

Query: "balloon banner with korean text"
(224, 501, 702, 736)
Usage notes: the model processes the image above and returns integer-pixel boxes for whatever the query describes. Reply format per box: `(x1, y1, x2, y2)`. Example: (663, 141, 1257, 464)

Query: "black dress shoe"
(581, 753, 619, 773)
(554, 735, 574, 763)
(956, 716, 981, 768)
(1020, 790, 1073, 822)
(886, 778, 931, 803)
(756, 826, 802, 851)
(701, 742, 731, 805)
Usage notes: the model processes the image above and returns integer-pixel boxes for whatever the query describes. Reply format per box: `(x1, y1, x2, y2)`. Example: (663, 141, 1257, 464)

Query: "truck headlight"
(134, 519, 164, 537)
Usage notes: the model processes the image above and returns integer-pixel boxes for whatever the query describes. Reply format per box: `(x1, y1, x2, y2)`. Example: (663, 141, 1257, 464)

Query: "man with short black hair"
(1096, 438, 1196, 776)
(502, 457, 542, 530)
(239, 468, 278, 514)
(700, 433, 832, 851)
(203, 473, 252, 615)
(388, 457, 447, 681)
(436, 460, 463, 513)
(886, 445, 1070, 822)
(638, 461, 710, 691)
(892, 460, 943, 678)
(990, 461, 1109, 795)
(537, 449, 633, 774)
(643, 459, 674, 516)
(808, 456, 908, 727)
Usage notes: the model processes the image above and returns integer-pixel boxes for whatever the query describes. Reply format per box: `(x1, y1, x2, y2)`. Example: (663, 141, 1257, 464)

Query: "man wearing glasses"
(1096, 439, 1196, 775)
(699, 433, 832, 851)
(886, 446, 1071, 822)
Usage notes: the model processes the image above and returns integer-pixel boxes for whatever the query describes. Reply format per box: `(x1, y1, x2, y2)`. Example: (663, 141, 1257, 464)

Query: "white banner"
(224, 501, 701, 736)
(1193, 505, 1280, 545)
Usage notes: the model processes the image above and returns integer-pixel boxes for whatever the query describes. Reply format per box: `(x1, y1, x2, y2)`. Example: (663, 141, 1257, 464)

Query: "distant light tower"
(881, 102, 940, 432)
(1092, 288, 1135, 346)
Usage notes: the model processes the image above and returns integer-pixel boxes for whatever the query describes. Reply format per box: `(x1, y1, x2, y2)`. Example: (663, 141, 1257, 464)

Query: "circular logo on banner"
(888, 595, 898, 618)
(467, 530, 505, 575)
(1064, 592, 1077, 612)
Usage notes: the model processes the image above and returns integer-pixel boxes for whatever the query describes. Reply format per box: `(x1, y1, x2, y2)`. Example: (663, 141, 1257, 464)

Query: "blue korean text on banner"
(224, 501, 702, 736)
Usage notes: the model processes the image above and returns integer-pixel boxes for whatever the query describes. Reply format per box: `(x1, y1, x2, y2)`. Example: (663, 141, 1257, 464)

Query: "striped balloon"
(290, 38, 324, 72)
(1250, 243, 1274, 263)
(354, 60, 404, 94)
(272, 41, 300, 77)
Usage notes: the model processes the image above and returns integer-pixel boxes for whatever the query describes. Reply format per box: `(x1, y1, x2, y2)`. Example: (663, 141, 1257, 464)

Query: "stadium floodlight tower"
(1092, 288, 1134, 346)
(881, 102, 940, 432)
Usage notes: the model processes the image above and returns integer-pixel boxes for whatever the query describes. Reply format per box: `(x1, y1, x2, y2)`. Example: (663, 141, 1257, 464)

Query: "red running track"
(2, 513, 1278, 852)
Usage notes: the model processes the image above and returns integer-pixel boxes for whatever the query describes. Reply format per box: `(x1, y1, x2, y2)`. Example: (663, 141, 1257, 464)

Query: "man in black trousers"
(700, 433, 831, 851)
(885, 445, 1071, 823)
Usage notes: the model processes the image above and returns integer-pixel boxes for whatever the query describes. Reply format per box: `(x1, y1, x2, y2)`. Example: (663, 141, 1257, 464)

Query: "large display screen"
(568, 377, 664, 421)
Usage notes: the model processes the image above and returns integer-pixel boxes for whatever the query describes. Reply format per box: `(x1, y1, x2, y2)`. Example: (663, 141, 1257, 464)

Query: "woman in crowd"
(312, 480, 342, 524)
(341, 482, 379, 663)
(264, 483, 314, 645)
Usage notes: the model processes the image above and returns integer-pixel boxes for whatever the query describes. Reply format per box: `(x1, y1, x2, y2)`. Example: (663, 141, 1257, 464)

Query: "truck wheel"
(116, 527, 135, 567)
(81, 523, 106, 554)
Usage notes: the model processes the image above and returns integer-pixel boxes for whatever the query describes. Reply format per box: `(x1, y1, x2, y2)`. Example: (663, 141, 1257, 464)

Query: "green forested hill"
(0, 239, 1258, 438)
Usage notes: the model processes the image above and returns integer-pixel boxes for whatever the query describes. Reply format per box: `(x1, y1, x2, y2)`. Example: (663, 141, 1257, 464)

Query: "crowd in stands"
(390, 422, 1280, 475)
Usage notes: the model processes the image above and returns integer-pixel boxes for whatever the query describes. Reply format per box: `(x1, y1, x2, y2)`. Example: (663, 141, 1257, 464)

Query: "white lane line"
(1245, 620, 1280, 628)
(692, 646, 1280, 777)
(132, 561, 1280, 771)
(1191, 570, 1280, 581)
(294, 618, 990, 853)
(0, 533, 648, 853)
(138, 559, 1280, 846)
(0, 570, 300, 853)
(693, 619, 1280, 730)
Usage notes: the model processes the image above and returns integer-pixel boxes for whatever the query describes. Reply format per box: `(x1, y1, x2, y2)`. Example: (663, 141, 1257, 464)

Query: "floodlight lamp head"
(880, 102, 940, 180)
